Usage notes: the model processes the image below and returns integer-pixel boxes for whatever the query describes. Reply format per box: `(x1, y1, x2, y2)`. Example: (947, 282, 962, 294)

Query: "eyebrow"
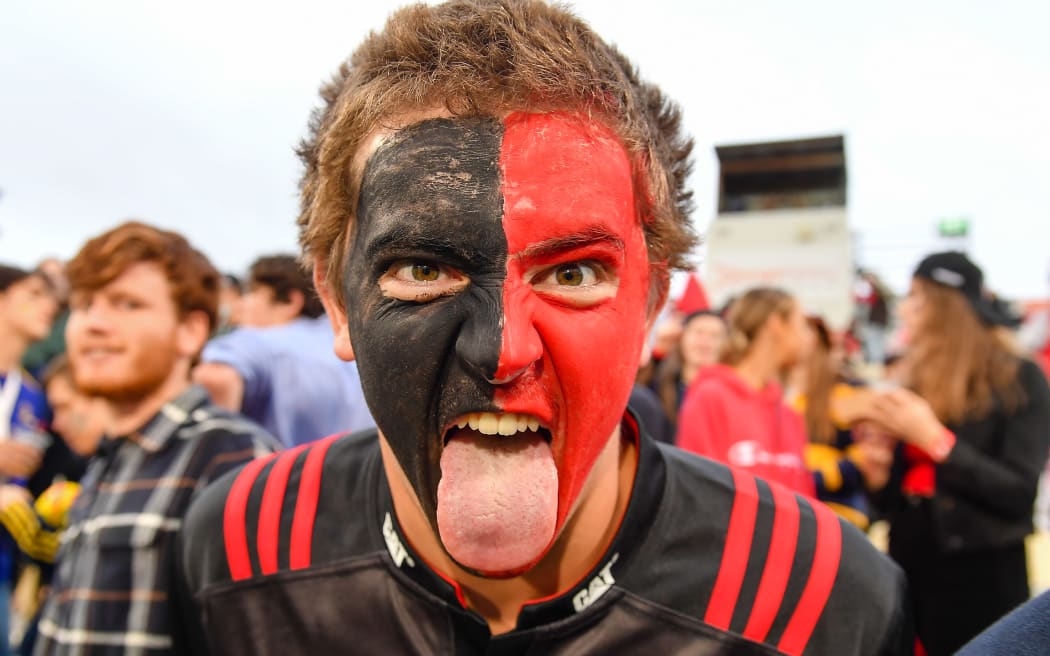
(516, 226, 625, 260)
(364, 225, 475, 263)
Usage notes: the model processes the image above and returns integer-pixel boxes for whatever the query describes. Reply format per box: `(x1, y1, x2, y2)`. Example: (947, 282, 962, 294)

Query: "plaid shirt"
(35, 385, 276, 656)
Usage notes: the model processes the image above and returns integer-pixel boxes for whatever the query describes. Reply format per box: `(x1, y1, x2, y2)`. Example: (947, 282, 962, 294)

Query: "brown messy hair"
(905, 278, 1023, 424)
(249, 255, 324, 318)
(66, 221, 221, 332)
(297, 0, 697, 307)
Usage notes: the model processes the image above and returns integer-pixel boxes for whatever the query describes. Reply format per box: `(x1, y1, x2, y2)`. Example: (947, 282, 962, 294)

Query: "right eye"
(380, 259, 468, 303)
(393, 262, 444, 283)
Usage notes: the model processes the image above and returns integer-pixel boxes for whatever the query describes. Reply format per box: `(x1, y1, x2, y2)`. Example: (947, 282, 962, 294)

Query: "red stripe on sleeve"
(704, 468, 759, 630)
(223, 455, 276, 582)
(777, 500, 843, 656)
(743, 483, 801, 642)
(256, 445, 309, 575)
(289, 434, 339, 570)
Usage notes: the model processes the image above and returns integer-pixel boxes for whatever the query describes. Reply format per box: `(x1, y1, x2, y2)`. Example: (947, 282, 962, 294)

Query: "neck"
(107, 364, 191, 437)
(785, 363, 807, 397)
(733, 343, 781, 391)
(382, 425, 637, 635)
(680, 362, 699, 385)
(0, 327, 28, 373)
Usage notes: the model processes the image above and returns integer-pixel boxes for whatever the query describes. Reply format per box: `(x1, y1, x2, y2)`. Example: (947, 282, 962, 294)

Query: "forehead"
(359, 117, 504, 243)
(74, 261, 171, 298)
(355, 112, 638, 255)
(4, 274, 45, 295)
(687, 315, 724, 331)
(499, 112, 637, 251)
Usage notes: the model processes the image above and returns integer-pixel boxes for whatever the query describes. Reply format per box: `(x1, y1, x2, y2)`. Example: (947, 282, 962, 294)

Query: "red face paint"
(495, 111, 650, 549)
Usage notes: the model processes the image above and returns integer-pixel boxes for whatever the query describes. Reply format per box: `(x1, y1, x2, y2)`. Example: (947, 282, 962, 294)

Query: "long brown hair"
(906, 278, 1023, 424)
(720, 287, 795, 366)
(655, 310, 724, 422)
(801, 317, 837, 444)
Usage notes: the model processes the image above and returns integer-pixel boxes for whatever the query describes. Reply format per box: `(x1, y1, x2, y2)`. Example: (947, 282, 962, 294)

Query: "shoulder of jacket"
(655, 458, 901, 655)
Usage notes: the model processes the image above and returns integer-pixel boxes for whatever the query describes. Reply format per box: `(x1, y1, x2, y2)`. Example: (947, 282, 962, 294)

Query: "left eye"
(546, 263, 599, 287)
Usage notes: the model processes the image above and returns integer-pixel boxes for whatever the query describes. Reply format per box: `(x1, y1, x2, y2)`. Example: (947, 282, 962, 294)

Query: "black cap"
(913, 251, 1016, 327)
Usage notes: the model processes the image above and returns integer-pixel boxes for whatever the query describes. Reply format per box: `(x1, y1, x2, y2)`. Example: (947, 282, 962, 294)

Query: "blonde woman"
(676, 287, 814, 495)
(867, 252, 1050, 656)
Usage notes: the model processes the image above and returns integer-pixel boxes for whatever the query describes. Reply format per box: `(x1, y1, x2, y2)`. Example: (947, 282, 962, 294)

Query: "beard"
(74, 346, 179, 404)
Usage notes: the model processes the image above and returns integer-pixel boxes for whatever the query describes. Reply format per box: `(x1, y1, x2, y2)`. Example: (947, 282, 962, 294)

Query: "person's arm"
(936, 361, 1050, 519)
(195, 330, 269, 413)
(956, 588, 1050, 656)
(870, 361, 1050, 519)
(192, 363, 245, 412)
(0, 441, 43, 479)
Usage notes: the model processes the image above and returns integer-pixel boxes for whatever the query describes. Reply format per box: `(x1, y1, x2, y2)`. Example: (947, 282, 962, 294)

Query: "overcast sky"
(2, 1, 1048, 297)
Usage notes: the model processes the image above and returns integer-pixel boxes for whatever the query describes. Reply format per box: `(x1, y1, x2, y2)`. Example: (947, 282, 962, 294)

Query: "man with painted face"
(175, 1, 912, 653)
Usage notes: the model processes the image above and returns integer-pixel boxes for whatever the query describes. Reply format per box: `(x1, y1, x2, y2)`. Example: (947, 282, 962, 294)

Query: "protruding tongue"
(437, 429, 557, 576)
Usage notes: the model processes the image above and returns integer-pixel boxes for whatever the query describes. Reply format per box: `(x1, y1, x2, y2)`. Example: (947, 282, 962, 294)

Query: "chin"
(77, 377, 150, 402)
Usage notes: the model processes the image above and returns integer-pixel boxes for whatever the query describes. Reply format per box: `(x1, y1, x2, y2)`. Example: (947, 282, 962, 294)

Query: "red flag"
(675, 273, 710, 314)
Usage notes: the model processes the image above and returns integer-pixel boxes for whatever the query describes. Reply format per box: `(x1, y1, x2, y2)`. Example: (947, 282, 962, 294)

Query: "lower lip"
(82, 351, 119, 361)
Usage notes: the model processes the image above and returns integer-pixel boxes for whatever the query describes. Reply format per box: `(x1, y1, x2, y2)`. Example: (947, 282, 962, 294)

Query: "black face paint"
(346, 118, 507, 527)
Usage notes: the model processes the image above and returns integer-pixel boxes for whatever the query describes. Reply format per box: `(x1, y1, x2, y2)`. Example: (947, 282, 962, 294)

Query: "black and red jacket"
(175, 416, 912, 655)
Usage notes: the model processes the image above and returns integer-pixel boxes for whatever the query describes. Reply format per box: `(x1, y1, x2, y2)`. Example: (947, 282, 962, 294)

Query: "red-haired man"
(34, 222, 276, 655)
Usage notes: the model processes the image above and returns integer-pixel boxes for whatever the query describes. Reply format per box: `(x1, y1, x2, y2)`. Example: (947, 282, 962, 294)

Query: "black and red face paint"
(347, 112, 651, 577)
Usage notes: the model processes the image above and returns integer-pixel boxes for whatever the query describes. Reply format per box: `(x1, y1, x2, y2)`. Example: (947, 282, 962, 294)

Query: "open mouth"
(436, 410, 560, 574)
(444, 411, 552, 443)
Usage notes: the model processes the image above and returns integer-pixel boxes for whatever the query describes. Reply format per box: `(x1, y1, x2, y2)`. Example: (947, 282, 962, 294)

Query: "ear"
(764, 311, 788, 340)
(176, 310, 212, 360)
(314, 262, 355, 362)
(283, 289, 306, 320)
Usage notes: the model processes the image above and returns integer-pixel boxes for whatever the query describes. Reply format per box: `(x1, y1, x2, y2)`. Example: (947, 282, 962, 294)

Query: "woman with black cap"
(866, 251, 1050, 656)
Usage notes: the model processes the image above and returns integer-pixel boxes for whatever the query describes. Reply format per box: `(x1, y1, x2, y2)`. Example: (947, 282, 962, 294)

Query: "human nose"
(492, 295, 542, 385)
(454, 298, 504, 383)
(73, 299, 113, 333)
(453, 286, 543, 386)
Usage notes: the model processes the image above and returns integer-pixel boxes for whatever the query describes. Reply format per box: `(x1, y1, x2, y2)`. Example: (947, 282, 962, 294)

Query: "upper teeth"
(456, 412, 542, 437)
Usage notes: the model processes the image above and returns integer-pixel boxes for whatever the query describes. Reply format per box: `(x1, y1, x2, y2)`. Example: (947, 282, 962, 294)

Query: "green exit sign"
(938, 218, 970, 237)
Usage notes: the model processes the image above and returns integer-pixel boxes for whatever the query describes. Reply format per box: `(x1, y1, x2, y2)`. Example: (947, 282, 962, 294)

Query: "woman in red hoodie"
(675, 287, 815, 496)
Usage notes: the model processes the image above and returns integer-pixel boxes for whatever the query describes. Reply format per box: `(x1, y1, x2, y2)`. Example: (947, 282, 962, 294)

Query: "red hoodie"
(676, 364, 815, 497)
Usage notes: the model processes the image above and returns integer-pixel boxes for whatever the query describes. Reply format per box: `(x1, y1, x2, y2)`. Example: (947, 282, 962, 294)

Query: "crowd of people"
(2, 1, 1049, 655)
(638, 253, 1050, 654)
